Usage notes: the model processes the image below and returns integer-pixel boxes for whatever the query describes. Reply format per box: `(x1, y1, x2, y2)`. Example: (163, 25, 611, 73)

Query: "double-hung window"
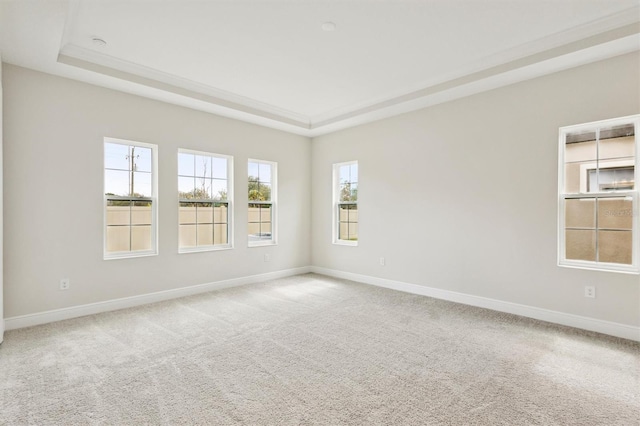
(559, 115, 639, 273)
(248, 159, 276, 246)
(104, 138, 158, 259)
(333, 161, 358, 245)
(178, 150, 233, 252)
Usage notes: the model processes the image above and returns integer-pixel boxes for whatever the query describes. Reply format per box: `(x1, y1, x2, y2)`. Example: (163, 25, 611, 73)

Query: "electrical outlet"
(264, 254, 271, 262)
(59, 278, 70, 291)
(584, 286, 596, 298)
(380, 257, 385, 266)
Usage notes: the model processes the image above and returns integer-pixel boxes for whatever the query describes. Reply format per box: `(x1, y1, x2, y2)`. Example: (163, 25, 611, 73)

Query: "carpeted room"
(1, 1, 639, 424)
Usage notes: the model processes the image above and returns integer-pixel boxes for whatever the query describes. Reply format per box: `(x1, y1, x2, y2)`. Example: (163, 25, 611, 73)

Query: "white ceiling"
(1, 0, 639, 136)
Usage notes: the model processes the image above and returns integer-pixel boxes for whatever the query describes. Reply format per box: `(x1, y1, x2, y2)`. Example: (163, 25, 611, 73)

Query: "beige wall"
(312, 52, 640, 327)
(2, 52, 639, 329)
(2, 64, 311, 318)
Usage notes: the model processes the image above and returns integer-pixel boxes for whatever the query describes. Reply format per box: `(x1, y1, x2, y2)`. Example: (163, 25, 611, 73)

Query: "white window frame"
(558, 115, 639, 274)
(178, 149, 234, 253)
(248, 159, 277, 247)
(103, 137, 158, 260)
(333, 160, 358, 246)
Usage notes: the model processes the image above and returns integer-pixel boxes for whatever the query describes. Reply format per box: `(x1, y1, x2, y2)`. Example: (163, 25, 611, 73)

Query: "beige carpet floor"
(0, 273, 638, 425)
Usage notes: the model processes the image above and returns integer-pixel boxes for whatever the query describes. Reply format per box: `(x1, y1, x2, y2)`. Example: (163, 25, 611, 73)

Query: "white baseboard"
(310, 266, 640, 342)
(4, 267, 311, 331)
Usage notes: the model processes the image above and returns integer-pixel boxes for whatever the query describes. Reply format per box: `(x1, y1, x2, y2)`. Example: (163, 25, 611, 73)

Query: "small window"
(333, 161, 358, 245)
(104, 138, 158, 259)
(248, 159, 277, 246)
(178, 150, 233, 252)
(558, 115, 639, 273)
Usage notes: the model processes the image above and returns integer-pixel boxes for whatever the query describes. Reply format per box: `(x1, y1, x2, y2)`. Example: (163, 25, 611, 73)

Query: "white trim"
(310, 266, 640, 342)
(103, 137, 159, 259)
(4, 267, 311, 331)
(333, 161, 359, 246)
(55, 4, 640, 138)
(177, 148, 234, 252)
(558, 115, 640, 274)
(248, 159, 277, 247)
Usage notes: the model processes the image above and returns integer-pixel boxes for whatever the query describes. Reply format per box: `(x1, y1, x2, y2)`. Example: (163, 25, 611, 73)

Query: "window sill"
(558, 260, 639, 275)
(179, 245, 233, 254)
(104, 250, 158, 261)
(333, 240, 358, 247)
(248, 240, 277, 248)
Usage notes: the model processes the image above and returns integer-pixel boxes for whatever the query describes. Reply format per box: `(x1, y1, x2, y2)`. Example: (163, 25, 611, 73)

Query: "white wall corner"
(4, 267, 311, 332)
(309, 266, 640, 342)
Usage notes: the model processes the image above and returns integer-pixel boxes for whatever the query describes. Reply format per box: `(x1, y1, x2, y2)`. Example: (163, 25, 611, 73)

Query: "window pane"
(106, 200, 130, 226)
(179, 203, 196, 225)
(339, 165, 350, 184)
(211, 179, 228, 200)
(105, 143, 130, 171)
(248, 204, 260, 222)
(348, 204, 358, 223)
(178, 176, 196, 199)
(178, 153, 195, 176)
(260, 204, 272, 222)
(589, 167, 634, 192)
(105, 169, 130, 196)
(131, 225, 152, 251)
(212, 157, 227, 179)
(258, 183, 271, 201)
(565, 229, 596, 261)
(261, 222, 272, 236)
(259, 163, 271, 183)
(214, 224, 228, 245)
(599, 124, 635, 161)
(134, 146, 152, 173)
(248, 222, 261, 236)
(598, 197, 632, 230)
(350, 163, 358, 184)
(348, 222, 359, 241)
(565, 199, 595, 229)
(179, 224, 196, 247)
(131, 201, 152, 225)
(598, 230, 632, 265)
(197, 224, 214, 246)
(195, 155, 212, 178)
(339, 204, 350, 221)
(248, 162, 259, 179)
(133, 172, 152, 197)
(106, 226, 130, 253)
(214, 203, 228, 224)
(339, 222, 349, 240)
(197, 203, 214, 224)
(565, 131, 596, 194)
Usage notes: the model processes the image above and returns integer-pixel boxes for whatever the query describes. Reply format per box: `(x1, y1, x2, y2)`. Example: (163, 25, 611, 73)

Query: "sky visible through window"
(104, 142, 152, 197)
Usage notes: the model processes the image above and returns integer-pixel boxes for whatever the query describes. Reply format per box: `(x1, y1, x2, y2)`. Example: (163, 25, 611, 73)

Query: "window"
(248, 159, 276, 246)
(104, 138, 157, 258)
(178, 150, 233, 252)
(334, 161, 358, 245)
(558, 115, 639, 273)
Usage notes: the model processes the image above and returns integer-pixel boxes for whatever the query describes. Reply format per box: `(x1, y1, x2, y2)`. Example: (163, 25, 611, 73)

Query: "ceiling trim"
(311, 22, 640, 130)
(56, 3, 640, 138)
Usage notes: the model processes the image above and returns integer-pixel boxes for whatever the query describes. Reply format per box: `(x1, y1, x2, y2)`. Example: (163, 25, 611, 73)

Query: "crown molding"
(56, 4, 640, 138)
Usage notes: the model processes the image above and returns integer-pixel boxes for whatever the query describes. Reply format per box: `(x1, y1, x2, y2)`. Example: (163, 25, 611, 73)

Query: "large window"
(104, 138, 157, 259)
(178, 150, 233, 252)
(333, 161, 358, 245)
(559, 115, 639, 273)
(248, 159, 276, 246)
